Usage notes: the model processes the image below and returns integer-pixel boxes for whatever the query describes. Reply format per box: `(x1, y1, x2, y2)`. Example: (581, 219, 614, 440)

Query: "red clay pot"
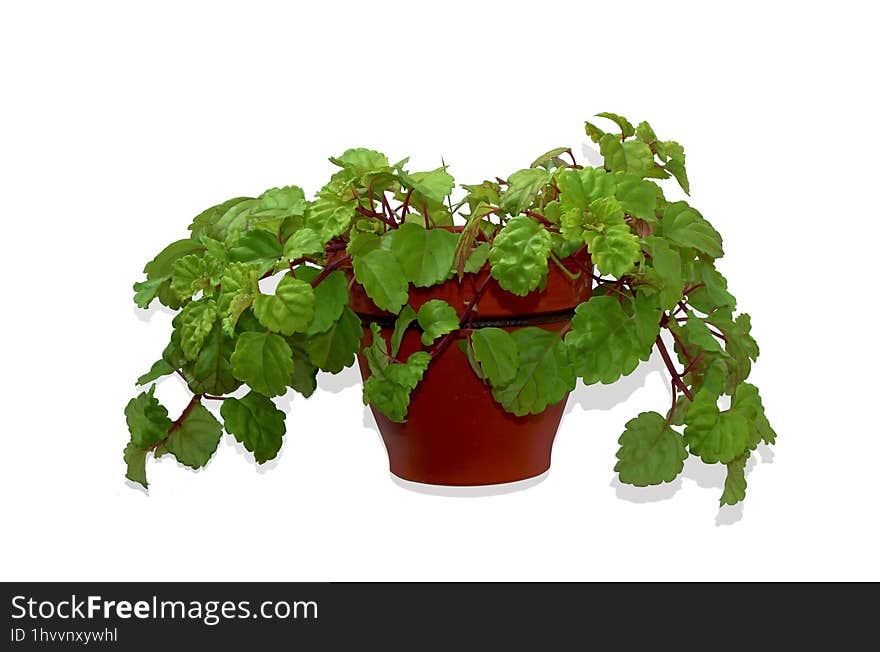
(352, 253, 592, 486)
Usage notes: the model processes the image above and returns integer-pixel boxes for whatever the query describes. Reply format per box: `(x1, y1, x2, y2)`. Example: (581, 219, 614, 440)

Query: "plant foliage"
(127, 113, 774, 506)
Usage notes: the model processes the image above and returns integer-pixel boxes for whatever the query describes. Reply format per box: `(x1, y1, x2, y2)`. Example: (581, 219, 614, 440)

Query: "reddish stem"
(428, 272, 492, 358)
(655, 335, 693, 401)
(311, 254, 351, 287)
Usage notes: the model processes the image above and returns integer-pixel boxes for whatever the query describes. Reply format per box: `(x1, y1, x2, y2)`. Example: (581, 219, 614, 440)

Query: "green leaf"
(188, 197, 256, 239)
(712, 314, 759, 391)
(220, 392, 286, 464)
(304, 195, 357, 243)
(644, 236, 682, 310)
(684, 365, 750, 464)
(596, 111, 635, 137)
(123, 443, 149, 489)
(615, 176, 660, 220)
(391, 305, 417, 357)
(390, 222, 457, 288)
(231, 331, 294, 397)
(488, 216, 552, 296)
(133, 277, 167, 309)
(170, 254, 212, 301)
(530, 146, 569, 169)
(417, 299, 459, 345)
(584, 222, 640, 278)
(557, 167, 617, 212)
(303, 306, 362, 373)
(253, 275, 316, 336)
(470, 328, 518, 386)
(658, 202, 723, 258)
(731, 382, 776, 446)
(164, 402, 223, 469)
(584, 121, 605, 143)
(178, 299, 218, 360)
(499, 168, 550, 215)
(124, 385, 172, 448)
(458, 242, 488, 276)
(635, 121, 657, 144)
(330, 148, 389, 174)
(362, 351, 431, 422)
(600, 135, 654, 175)
(686, 260, 736, 314)
(679, 312, 727, 355)
(352, 248, 409, 313)
(614, 412, 688, 486)
(289, 338, 318, 398)
(182, 323, 242, 395)
(136, 359, 174, 386)
(401, 167, 455, 203)
(292, 268, 348, 335)
(254, 186, 308, 219)
(228, 230, 283, 269)
(720, 453, 749, 506)
(564, 294, 660, 383)
(491, 328, 574, 416)
(218, 262, 260, 336)
(283, 228, 324, 260)
(665, 158, 690, 194)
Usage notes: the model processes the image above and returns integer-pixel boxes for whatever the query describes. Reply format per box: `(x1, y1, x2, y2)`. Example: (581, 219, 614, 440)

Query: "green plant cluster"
(126, 112, 774, 505)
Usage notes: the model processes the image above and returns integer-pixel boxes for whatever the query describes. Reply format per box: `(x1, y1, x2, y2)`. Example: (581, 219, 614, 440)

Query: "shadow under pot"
(347, 252, 592, 487)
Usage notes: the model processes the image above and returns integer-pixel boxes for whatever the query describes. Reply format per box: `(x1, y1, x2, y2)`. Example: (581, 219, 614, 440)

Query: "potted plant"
(125, 112, 775, 506)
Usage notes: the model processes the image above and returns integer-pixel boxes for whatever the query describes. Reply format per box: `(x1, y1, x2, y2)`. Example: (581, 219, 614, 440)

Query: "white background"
(1, 1, 877, 581)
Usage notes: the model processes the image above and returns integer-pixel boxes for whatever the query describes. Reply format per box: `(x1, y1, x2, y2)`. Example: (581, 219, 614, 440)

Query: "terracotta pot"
(352, 252, 592, 486)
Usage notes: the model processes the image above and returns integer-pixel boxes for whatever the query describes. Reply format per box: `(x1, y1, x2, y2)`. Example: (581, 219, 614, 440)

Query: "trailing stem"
(655, 334, 693, 401)
(428, 272, 492, 358)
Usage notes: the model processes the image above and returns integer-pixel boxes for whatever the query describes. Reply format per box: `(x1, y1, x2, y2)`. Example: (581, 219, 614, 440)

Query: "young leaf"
(252, 275, 316, 336)
(463, 242, 490, 274)
(417, 299, 459, 346)
(720, 453, 749, 506)
(563, 167, 616, 208)
(488, 216, 552, 296)
(584, 222, 641, 278)
(564, 295, 660, 384)
(231, 331, 294, 397)
(303, 307, 362, 374)
(218, 262, 260, 336)
(530, 146, 569, 169)
(164, 402, 223, 469)
(124, 385, 172, 448)
(170, 254, 212, 301)
(179, 298, 218, 360)
(470, 328, 518, 387)
(391, 305, 417, 357)
(400, 167, 455, 203)
(491, 327, 574, 416)
(390, 223, 458, 288)
(352, 248, 409, 313)
(596, 111, 635, 138)
(136, 359, 174, 386)
(123, 443, 149, 489)
(499, 168, 550, 215)
(220, 392, 286, 464)
(658, 202, 723, 258)
(614, 412, 688, 486)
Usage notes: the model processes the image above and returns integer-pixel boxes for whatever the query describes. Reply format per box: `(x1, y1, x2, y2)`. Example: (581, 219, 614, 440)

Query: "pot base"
(389, 469, 550, 495)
